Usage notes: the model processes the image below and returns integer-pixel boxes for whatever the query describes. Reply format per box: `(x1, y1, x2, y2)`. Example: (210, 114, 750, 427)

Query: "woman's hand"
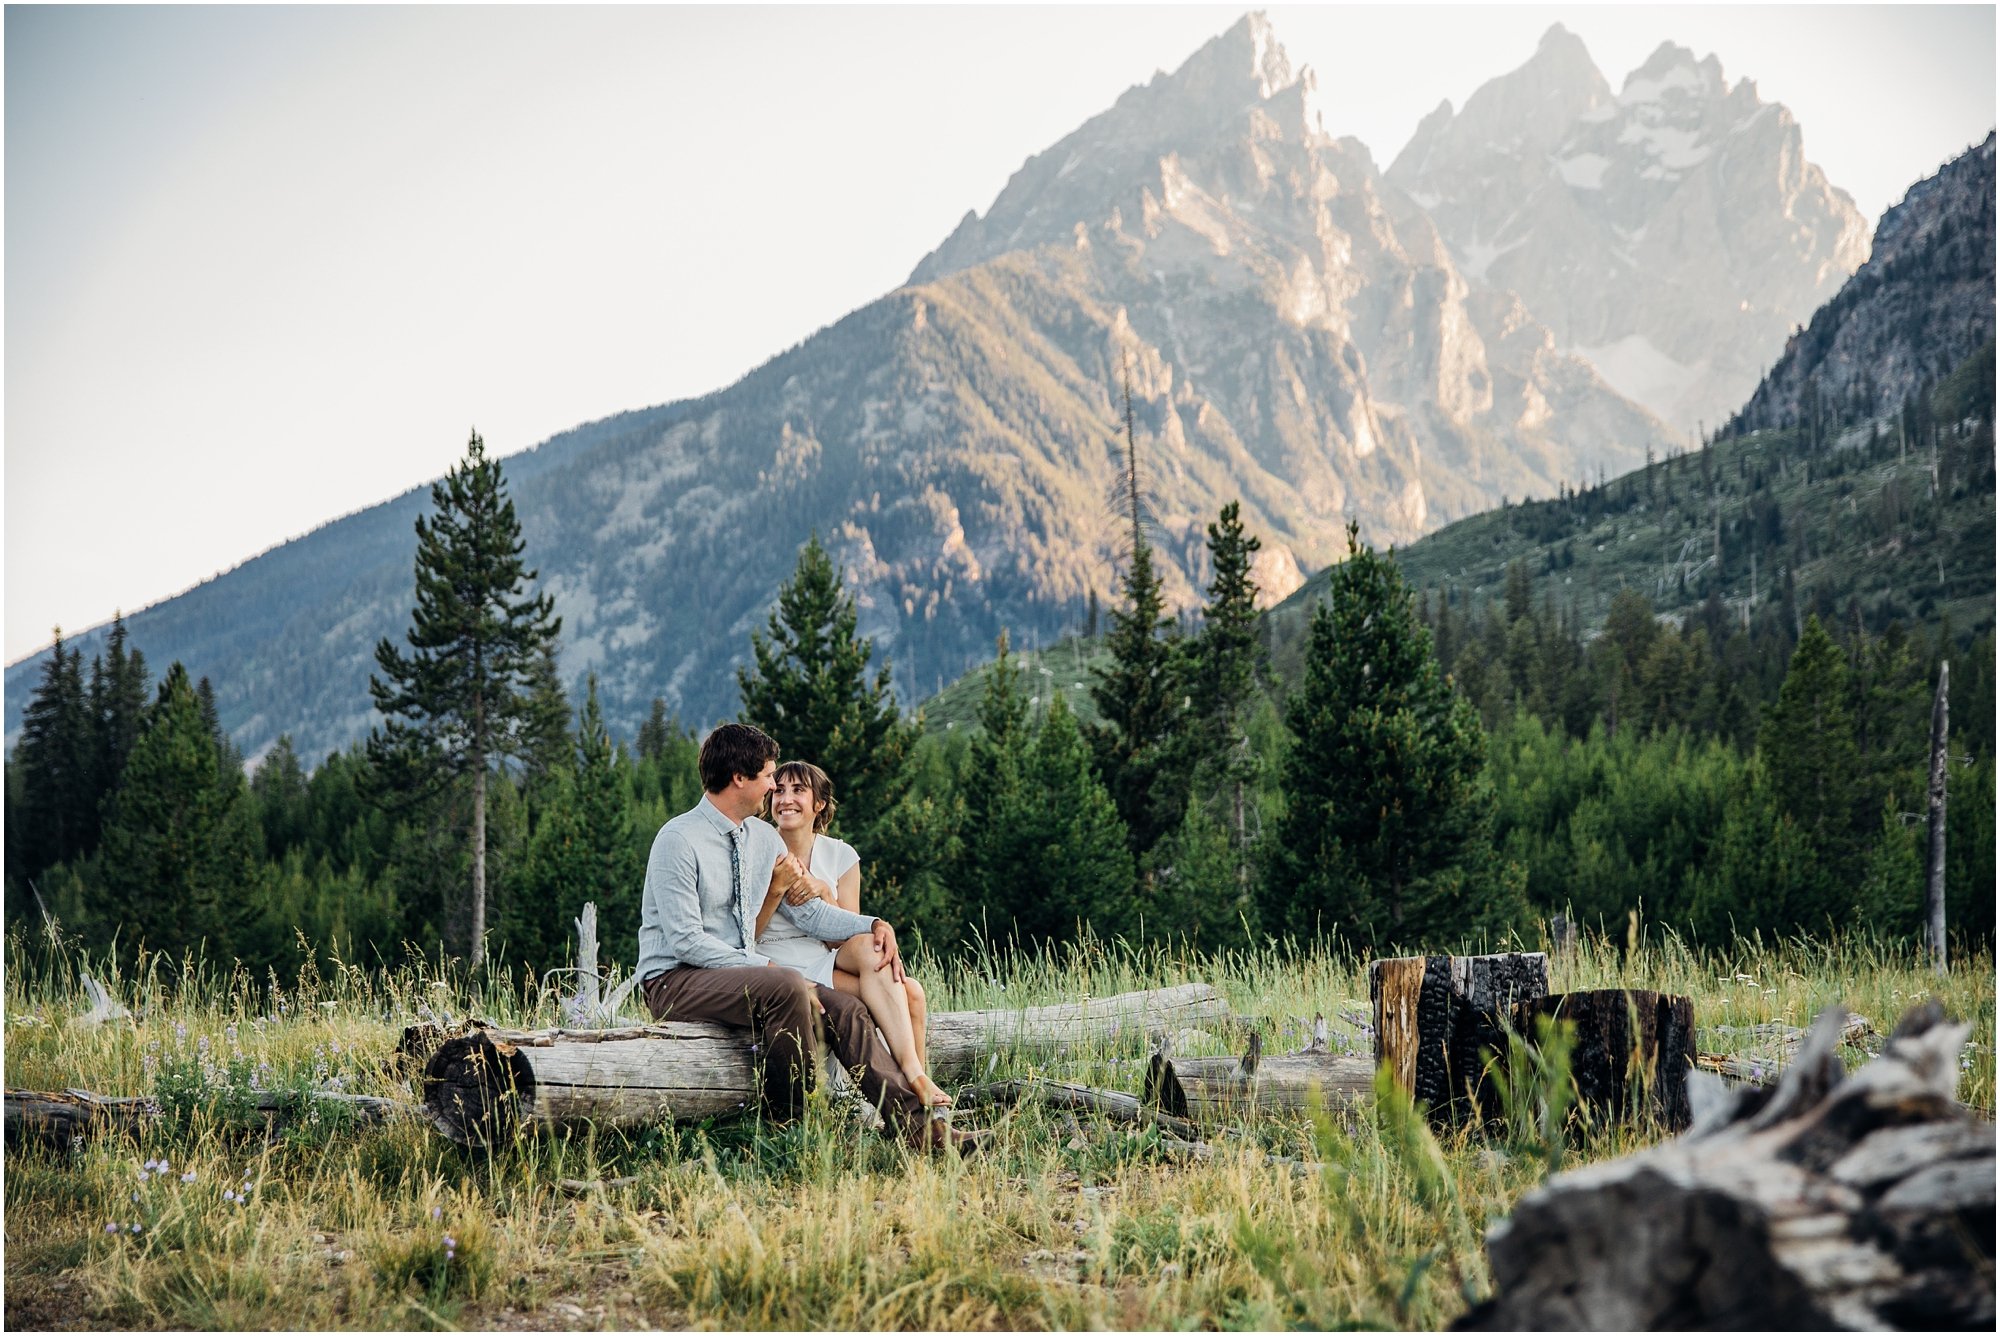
(785, 874, 835, 907)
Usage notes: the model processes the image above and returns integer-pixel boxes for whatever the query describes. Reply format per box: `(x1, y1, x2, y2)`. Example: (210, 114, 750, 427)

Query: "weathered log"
(1511, 989, 1697, 1131)
(1695, 1011, 1870, 1084)
(1146, 1031, 1373, 1126)
(955, 1078, 1201, 1141)
(419, 983, 1237, 1143)
(4, 1086, 418, 1146)
(1370, 952, 1549, 1122)
(1457, 1002, 1995, 1330)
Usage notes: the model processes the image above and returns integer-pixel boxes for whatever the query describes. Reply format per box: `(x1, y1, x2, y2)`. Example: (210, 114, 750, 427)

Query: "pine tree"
(1020, 692, 1137, 945)
(635, 698, 674, 763)
(516, 643, 574, 788)
(14, 631, 94, 879)
(1759, 615, 1867, 879)
(737, 532, 918, 859)
(1164, 501, 1266, 911)
(368, 430, 561, 965)
(1089, 361, 1178, 863)
(1263, 524, 1524, 947)
(955, 632, 1035, 945)
(97, 663, 263, 967)
(90, 614, 151, 820)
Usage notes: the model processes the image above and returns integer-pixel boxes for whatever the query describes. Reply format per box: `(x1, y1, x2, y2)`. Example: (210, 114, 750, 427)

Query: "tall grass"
(5, 919, 1992, 1330)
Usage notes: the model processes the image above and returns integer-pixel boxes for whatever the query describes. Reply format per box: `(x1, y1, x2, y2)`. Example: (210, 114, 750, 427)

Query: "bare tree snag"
(418, 983, 1237, 1143)
(1511, 989, 1696, 1131)
(1457, 1003, 1994, 1330)
(1370, 953, 1548, 1122)
(1926, 658, 1950, 974)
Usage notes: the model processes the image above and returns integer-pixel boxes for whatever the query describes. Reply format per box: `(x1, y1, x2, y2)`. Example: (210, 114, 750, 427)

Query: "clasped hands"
(771, 852, 904, 983)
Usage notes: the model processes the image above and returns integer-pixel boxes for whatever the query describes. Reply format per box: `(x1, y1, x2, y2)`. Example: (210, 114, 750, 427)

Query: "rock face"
(1390, 24, 1871, 435)
(4, 13, 1674, 762)
(1729, 132, 1996, 435)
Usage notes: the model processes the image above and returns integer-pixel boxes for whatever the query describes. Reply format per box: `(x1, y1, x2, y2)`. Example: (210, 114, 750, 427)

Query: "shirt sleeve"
(785, 893, 878, 943)
(647, 826, 761, 970)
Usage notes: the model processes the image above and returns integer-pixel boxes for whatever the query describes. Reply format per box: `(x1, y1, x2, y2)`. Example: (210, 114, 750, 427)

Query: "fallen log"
(4, 1086, 418, 1146)
(1370, 952, 1549, 1123)
(1695, 1011, 1871, 1083)
(1457, 1001, 1995, 1330)
(420, 983, 1237, 1144)
(955, 1077, 1201, 1141)
(1511, 989, 1697, 1132)
(1145, 1032, 1372, 1126)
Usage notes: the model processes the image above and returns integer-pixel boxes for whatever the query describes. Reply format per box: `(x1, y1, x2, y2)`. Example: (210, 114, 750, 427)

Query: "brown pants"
(642, 964, 927, 1140)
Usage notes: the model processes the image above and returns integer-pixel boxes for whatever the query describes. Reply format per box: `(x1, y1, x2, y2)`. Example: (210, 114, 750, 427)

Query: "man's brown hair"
(699, 722, 779, 794)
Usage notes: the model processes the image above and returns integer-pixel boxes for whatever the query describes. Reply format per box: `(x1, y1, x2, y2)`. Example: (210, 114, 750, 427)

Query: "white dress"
(756, 835, 860, 988)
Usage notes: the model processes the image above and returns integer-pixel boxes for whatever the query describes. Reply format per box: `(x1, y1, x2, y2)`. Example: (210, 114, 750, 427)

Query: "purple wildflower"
(181, 1170, 197, 1183)
(106, 1222, 119, 1233)
(430, 1206, 442, 1222)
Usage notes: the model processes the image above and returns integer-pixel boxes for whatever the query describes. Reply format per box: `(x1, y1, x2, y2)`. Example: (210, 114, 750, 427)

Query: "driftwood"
(1370, 952, 1549, 1123)
(4, 1086, 417, 1146)
(1458, 1001, 1994, 1330)
(1145, 1032, 1372, 1127)
(420, 983, 1236, 1144)
(1512, 989, 1698, 1132)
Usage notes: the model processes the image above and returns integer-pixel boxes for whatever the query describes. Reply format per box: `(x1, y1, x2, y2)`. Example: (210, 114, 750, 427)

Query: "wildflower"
(224, 1190, 237, 1204)
(431, 1206, 442, 1222)
(320, 1001, 338, 1010)
(182, 1170, 197, 1183)
(129, 1223, 143, 1234)
(106, 1222, 119, 1233)
(143, 1158, 159, 1172)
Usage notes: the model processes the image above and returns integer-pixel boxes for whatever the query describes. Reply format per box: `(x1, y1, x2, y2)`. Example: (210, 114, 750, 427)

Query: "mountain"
(1388, 24, 1870, 435)
(4, 14, 1680, 765)
(1270, 136, 1998, 667)
(1729, 132, 1996, 435)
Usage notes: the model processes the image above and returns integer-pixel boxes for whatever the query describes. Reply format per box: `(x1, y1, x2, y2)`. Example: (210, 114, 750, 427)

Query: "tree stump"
(1512, 989, 1696, 1132)
(1457, 1002, 1995, 1330)
(1370, 952, 1548, 1123)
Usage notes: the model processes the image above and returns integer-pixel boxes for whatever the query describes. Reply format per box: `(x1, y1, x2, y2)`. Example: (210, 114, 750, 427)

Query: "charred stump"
(1511, 988, 1697, 1132)
(1370, 952, 1549, 1123)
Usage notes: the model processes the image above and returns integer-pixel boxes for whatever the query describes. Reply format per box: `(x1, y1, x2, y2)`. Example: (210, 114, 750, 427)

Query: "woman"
(755, 760, 950, 1107)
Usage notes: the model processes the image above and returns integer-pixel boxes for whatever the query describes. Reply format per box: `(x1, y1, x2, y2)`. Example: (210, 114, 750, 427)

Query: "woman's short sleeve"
(829, 837, 861, 882)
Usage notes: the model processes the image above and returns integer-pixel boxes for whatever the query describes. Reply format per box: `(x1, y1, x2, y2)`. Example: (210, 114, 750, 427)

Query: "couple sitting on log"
(637, 723, 983, 1155)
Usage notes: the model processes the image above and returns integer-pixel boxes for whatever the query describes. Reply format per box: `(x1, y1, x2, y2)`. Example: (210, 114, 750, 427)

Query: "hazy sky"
(6, 4, 1993, 664)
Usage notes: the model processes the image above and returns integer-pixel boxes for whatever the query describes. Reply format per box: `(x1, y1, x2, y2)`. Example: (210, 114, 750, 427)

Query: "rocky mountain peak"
(1387, 29, 1867, 433)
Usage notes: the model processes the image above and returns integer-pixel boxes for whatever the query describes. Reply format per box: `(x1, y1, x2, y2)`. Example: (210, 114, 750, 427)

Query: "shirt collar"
(699, 794, 747, 838)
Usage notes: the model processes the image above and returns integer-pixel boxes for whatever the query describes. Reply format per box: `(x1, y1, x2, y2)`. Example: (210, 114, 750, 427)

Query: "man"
(638, 721, 979, 1154)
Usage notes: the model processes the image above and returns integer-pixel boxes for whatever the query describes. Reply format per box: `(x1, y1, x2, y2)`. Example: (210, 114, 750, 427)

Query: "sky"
(5, 4, 1994, 665)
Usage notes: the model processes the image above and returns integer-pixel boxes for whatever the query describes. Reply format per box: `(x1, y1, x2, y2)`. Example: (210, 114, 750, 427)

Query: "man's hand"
(869, 918, 905, 983)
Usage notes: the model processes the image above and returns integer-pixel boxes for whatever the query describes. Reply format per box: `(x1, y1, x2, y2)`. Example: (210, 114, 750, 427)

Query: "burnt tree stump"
(1512, 989, 1697, 1132)
(1457, 1002, 1994, 1330)
(1370, 952, 1549, 1123)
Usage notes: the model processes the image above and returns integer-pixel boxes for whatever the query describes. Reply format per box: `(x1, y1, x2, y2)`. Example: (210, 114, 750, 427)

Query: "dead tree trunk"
(1511, 989, 1697, 1132)
(420, 983, 1236, 1143)
(1370, 952, 1548, 1123)
(1457, 1002, 1994, 1330)
(1925, 658, 1950, 975)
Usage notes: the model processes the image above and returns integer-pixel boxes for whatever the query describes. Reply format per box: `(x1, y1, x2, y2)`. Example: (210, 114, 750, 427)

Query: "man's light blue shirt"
(637, 795, 878, 979)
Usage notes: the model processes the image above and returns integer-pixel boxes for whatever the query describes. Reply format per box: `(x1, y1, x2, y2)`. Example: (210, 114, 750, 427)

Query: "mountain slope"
(4, 14, 1677, 764)
(1729, 132, 1996, 434)
(1389, 25, 1869, 434)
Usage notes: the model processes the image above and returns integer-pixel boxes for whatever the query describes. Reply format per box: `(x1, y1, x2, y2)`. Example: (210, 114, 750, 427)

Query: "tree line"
(8, 395, 1990, 987)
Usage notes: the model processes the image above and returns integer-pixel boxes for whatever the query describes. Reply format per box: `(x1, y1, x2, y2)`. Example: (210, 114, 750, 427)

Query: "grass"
(5, 923, 1992, 1330)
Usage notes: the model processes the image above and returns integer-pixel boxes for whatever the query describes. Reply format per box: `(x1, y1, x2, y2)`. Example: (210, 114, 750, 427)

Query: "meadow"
(4, 925, 1992, 1332)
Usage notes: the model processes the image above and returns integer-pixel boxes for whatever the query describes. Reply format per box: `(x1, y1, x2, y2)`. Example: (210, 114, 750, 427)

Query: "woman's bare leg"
(904, 976, 931, 1071)
(831, 940, 949, 1106)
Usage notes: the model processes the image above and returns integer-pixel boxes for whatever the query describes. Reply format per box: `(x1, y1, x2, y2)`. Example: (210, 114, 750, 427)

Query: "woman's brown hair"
(770, 760, 837, 833)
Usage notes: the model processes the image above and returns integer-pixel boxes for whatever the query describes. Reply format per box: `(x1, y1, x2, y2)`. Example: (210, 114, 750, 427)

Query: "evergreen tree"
(368, 430, 561, 965)
(635, 698, 674, 763)
(1760, 615, 1866, 873)
(250, 735, 312, 860)
(1019, 692, 1137, 945)
(14, 631, 94, 879)
(88, 614, 150, 838)
(737, 532, 919, 862)
(97, 663, 263, 967)
(1264, 524, 1524, 947)
(1163, 501, 1266, 912)
(1088, 362, 1178, 862)
(956, 632, 1034, 946)
(516, 643, 574, 788)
